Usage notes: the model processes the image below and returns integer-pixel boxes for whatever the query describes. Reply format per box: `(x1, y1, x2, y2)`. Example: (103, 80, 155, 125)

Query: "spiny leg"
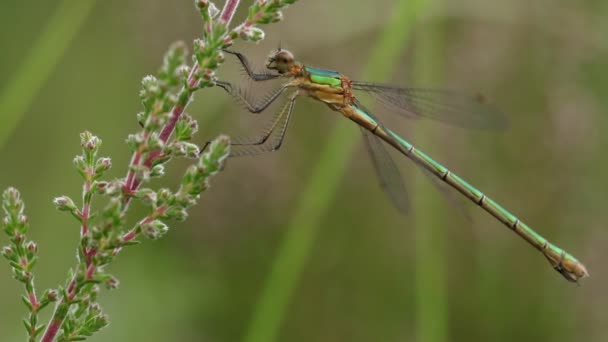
(217, 48, 290, 113)
(223, 49, 280, 81)
(216, 80, 286, 114)
(231, 99, 290, 146)
(198, 105, 284, 156)
(211, 49, 295, 156)
(202, 81, 290, 157)
(230, 92, 298, 157)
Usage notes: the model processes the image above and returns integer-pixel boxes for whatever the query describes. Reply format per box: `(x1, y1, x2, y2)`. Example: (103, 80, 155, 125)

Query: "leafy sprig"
(1, 0, 298, 341)
(2, 188, 57, 341)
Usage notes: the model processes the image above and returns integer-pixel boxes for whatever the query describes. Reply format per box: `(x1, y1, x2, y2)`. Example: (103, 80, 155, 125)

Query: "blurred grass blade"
(244, 1, 429, 342)
(0, 0, 97, 149)
(412, 2, 448, 342)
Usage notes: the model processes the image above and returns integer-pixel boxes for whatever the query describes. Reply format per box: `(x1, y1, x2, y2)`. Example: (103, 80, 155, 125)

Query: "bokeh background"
(0, 0, 606, 341)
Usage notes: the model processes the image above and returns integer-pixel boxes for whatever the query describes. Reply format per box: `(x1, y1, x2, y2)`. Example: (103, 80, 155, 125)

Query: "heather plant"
(1, 1, 297, 341)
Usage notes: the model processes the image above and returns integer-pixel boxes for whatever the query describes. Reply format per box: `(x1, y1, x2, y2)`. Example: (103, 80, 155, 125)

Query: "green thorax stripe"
(305, 66, 342, 88)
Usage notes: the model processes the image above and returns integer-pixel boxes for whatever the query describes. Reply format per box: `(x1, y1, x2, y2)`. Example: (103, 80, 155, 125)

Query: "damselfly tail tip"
(570, 260, 590, 280)
(556, 261, 589, 283)
(573, 264, 590, 287)
(543, 248, 589, 283)
(579, 263, 590, 278)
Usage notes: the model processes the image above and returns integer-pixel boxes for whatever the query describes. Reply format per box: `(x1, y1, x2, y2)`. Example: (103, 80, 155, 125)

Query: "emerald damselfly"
(214, 48, 588, 283)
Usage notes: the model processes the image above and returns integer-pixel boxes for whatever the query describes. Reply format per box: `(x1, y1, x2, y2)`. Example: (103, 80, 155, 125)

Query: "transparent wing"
(356, 98, 471, 218)
(360, 127, 410, 215)
(351, 82, 508, 130)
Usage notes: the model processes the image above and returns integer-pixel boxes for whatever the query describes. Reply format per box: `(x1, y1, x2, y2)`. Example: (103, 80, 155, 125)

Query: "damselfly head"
(266, 49, 294, 74)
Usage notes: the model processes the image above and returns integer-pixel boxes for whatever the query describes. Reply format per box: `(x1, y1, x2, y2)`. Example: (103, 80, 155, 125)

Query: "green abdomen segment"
(349, 105, 588, 282)
(305, 66, 342, 88)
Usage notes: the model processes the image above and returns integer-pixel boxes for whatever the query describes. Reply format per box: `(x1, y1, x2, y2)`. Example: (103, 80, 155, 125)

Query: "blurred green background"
(0, 0, 606, 341)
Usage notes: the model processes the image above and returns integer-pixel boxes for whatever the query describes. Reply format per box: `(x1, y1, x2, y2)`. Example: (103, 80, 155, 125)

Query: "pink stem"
(120, 207, 166, 242)
(220, 0, 241, 24)
(85, 264, 95, 280)
(124, 0, 241, 200)
(81, 180, 91, 237)
(124, 149, 141, 190)
(128, 65, 198, 193)
(42, 320, 62, 342)
(29, 291, 39, 309)
(42, 2, 243, 341)
(122, 230, 137, 242)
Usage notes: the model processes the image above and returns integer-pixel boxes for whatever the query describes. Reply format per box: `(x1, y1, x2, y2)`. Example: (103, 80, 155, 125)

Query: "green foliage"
(1, 188, 51, 341)
(0, 0, 298, 340)
(231, 0, 298, 42)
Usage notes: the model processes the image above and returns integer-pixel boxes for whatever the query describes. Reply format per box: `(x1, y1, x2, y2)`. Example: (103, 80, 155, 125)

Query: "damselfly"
(214, 48, 589, 283)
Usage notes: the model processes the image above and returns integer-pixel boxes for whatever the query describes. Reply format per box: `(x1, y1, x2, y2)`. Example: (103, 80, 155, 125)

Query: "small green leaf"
(21, 295, 33, 310)
(22, 317, 31, 333)
(34, 324, 46, 337)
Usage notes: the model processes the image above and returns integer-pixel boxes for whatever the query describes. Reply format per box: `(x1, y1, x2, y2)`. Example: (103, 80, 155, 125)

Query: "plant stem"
(220, 0, 241, 24)
(81, 177, 93, 266)
(125, 65, 199, 196)
(40, 174, 94, 342)
(25, 281, 40, 340)
(123, 0, 242, 203)
(41, 301, 69, 342)
(40, 2, 243, 340)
